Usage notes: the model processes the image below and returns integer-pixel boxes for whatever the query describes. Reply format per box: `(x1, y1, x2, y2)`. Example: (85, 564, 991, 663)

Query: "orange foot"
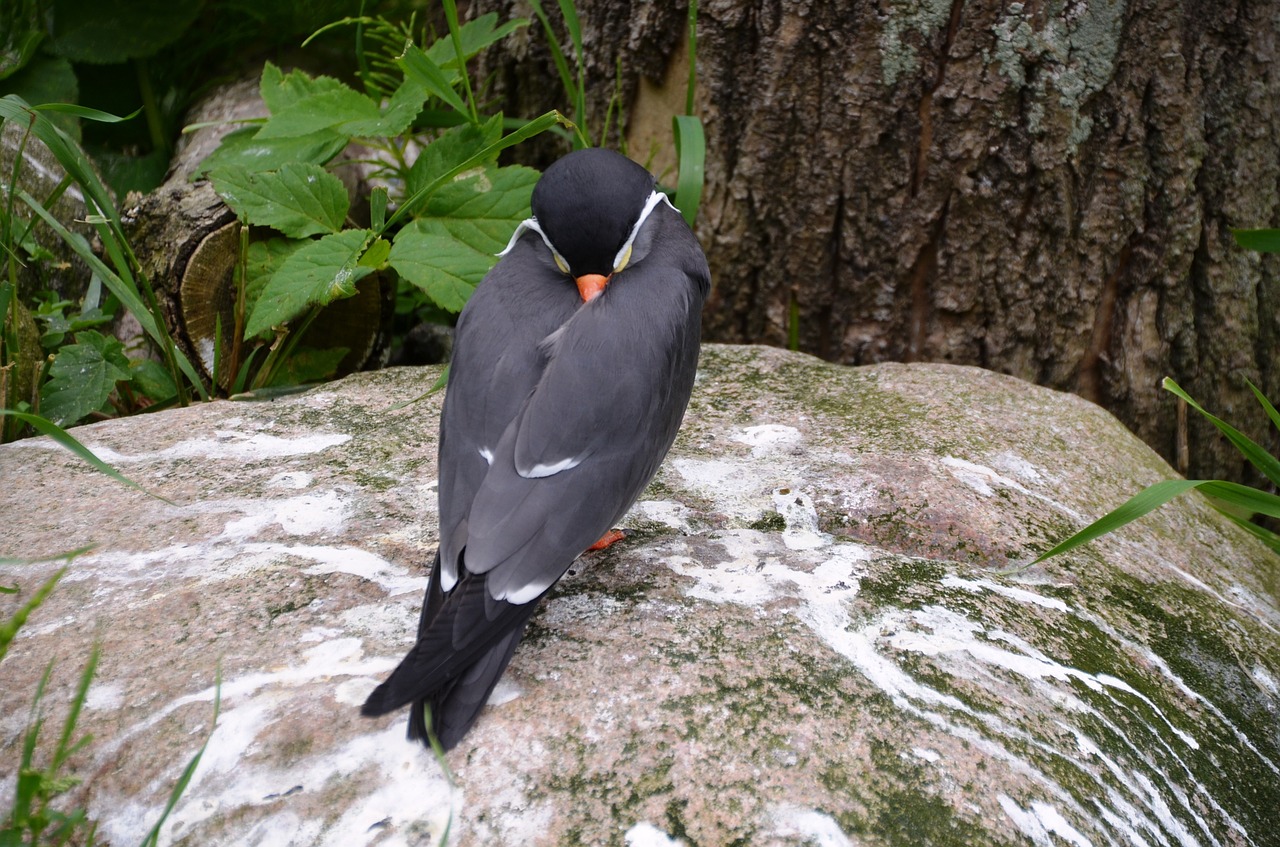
(586, 529, 627, 552)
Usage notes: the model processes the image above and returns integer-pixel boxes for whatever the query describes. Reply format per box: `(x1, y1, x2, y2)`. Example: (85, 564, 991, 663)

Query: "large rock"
(1, 344, 1276, 846)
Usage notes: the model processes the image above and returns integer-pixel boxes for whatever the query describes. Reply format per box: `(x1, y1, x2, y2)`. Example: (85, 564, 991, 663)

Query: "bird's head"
(526, 148, 668, 302)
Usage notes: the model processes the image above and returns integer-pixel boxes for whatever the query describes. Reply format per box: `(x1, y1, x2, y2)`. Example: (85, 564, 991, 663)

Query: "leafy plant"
(1, 549, 220, 845)
(1, 95, 206, 441)
(198, 9, 569, 390)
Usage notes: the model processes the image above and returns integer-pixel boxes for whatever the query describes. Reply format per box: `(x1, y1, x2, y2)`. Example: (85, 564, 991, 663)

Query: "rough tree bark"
(476, 0, 1280, 486)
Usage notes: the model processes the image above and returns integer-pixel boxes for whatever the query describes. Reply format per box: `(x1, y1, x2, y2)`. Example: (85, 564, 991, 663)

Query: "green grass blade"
(0, 410, 170, 503)
(385, 363, 448, 411)
(17, 191, 206, 401)
(52, 645, 99, 773)
(138, 669, 221, 847)
(1163, 377, 1280, 486)
(1247, 379, 1280, 433)
(0, 567, 67, 663)
(526, 0, 584, 146)
(1197, 480, 1280, 520)
(671, 115, 705, 227)
(440, 0, 480, 124)
(33, 103, 141, 123)
(1029, 478, 1204, 565)
(1216, 507, 1280, 555)
(554, 0, 586, 143)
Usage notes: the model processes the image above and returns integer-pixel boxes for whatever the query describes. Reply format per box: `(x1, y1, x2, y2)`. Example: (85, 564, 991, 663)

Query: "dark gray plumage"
(361, 148, 710, 749)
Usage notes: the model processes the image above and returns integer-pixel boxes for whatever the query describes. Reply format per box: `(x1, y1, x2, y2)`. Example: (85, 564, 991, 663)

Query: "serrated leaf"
(1231, 228, 1280, 254)
(39, 330, 130, 426)
(246, 230, 374, 337)
(210, 162, 349, 238)
(389, 229, 493, 313)
(193, 126, 347, 180)
(408, 164, 538, 255)
(256, 87, 383, 140)
(404, 117, 503, 200)
(259, 62, 350, 114)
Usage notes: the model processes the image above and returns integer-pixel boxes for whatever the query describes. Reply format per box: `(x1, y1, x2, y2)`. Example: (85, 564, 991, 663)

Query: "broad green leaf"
(0, 0, 44, 80)
(1232, 228, 1280, 253)
(130, 358, 177, 401)
(255, 75, 426, 141)
(246, 229, 374, 337)
(245, 236, 308, 315)
(404, 118, 503, 201)
(672, 115, 705, 227)
(39, 330, 130, 426)
(389, 230, 493, 313)
(255, 86, 383, 140)
(0, 411, 162, 500)
(266, 347, 349, 387)
(0, 54, 78, 137)
(397, 44, 469, 115)
(49, 0, 202, 63)
(389, 110, 568, 230)
(407, 164, 538, 255)
(210, 162, 349, 238)
(371, 75, 428, 138)
(1163, 377, 1280, 486)
(424, 13, 528, 68)
(193, 126, 347, 179)
(259, 62, 351, 114)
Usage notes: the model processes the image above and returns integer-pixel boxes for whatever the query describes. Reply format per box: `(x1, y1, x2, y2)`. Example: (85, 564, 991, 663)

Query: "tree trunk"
(476, 0, 1280, 486)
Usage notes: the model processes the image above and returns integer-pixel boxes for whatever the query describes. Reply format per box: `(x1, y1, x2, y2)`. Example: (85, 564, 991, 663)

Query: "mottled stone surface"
(1, 344, 1277, 846)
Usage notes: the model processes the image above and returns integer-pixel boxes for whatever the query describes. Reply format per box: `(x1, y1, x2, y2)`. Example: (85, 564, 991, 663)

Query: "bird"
(361, 147, 710, 750)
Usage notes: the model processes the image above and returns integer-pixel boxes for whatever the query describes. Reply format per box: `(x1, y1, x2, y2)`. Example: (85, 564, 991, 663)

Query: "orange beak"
(575, 273, 610, 302)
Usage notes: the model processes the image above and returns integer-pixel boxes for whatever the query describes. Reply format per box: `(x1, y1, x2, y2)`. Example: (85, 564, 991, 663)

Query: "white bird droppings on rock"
(732, 423, 802, 455)
(624, 822, 686, 847)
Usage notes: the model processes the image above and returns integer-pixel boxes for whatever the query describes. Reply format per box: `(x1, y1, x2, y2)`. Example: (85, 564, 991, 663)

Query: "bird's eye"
(553, 252, 570, 274)
(613, 243, 633, 274)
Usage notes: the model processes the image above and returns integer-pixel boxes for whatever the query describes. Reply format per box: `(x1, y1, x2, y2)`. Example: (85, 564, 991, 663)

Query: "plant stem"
(134, 59, 168, 154)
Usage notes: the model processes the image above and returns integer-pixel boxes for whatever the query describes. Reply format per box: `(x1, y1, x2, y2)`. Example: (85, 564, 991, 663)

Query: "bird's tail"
(407, 622, 529, 749)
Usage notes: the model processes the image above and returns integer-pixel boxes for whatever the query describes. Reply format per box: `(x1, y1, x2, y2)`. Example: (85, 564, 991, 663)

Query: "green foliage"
(0, 560, 220, 844)
(1027, 378, 1280, 568)
(0, 95, 209, 443)
(1231, 228, 1280, 253)
(38, 330, 130, 426)
(199, 11, 567, 389)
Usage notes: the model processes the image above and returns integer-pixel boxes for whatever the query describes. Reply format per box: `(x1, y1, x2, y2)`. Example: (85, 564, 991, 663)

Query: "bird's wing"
(435, 234, 579, 588)
(465, 230, 708, 603)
